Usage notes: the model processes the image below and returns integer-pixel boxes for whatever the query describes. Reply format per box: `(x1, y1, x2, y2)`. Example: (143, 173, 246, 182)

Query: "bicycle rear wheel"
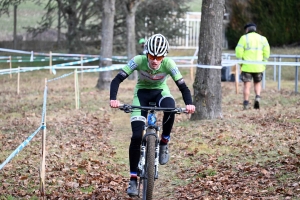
(142, 133, 156, 200)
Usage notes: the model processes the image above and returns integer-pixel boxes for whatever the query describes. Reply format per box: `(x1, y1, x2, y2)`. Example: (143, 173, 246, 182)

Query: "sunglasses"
(148, 54, 164, 61)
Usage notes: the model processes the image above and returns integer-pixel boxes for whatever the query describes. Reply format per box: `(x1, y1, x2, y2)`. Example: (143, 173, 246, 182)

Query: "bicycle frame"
(119, 104, 186, 200)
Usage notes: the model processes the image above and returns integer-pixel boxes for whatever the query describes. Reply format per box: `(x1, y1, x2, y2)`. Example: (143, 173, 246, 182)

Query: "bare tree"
(191, 0, 225, 120)
(96, 0, 115, 90)
(25, 0, 102, 53)
(123, 0, 142, 80)
(0, 0, 25, 49)
(13, 4, 17, 49)
(0, 0, 23, 15)
(135, 0, 190, 40)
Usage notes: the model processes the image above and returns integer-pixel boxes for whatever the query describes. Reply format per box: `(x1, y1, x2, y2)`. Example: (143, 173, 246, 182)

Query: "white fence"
(169, 12, 229, 49)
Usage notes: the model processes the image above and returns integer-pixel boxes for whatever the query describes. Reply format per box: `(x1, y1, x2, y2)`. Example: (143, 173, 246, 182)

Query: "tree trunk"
(66, 4, 79, 53)
(13, 5, 17, 49)
(124, 0, 141, 80)
(191, 0, 225, 120)
(96, 0, 115, 90)
(57, 8, 61, 47)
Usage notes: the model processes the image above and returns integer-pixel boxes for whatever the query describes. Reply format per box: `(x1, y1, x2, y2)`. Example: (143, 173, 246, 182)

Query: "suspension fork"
(138, 126, 160, 178)
(138, 129, 147, 178)
(154, 126, 160, 179)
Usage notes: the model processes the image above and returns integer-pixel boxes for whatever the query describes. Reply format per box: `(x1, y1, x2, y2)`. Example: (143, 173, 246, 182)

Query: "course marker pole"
(190, 48, 198, 81)
(40, 78, 47, 198)
(235, 64, 239, 94)
(9, 56, 12, 78)
(74, 69, 79, 109)
(17, 66, 20, 94)
(49, 51, 52, 74)
(81, 56, 83, 81)
(76, 69, 80, 109)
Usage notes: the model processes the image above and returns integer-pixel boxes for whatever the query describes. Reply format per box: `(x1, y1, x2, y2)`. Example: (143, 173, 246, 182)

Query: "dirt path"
(109, 116, 174, 199)
(109, 101, 182, 199)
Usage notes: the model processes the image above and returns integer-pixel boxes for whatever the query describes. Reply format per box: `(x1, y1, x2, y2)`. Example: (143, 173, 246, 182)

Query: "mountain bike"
(119, 103, 186, 200)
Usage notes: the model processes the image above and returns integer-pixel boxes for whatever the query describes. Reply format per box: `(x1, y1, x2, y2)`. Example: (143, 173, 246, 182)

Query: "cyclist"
(110, 33, 195, 197)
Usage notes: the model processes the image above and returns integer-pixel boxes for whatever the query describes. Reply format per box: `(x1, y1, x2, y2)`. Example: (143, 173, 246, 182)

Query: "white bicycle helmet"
(145, 34, 169, 57)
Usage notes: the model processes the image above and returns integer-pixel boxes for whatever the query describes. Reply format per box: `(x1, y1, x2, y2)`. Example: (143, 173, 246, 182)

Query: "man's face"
(147, 54, 164, 70)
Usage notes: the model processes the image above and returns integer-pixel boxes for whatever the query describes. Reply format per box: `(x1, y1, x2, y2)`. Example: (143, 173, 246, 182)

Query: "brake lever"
(120, 104, 132, 113)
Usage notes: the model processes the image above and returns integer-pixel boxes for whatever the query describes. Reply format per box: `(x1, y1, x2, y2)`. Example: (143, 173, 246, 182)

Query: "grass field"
(0, 0, 201, 41)
(0, 60, 299, 199)
(188, 0, 202, 12)
(0, 1, 300, 198)
(0, 1, 47, 40)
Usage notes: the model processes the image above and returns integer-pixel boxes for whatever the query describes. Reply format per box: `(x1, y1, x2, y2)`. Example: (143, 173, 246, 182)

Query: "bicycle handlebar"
(118, 104, 187, 114)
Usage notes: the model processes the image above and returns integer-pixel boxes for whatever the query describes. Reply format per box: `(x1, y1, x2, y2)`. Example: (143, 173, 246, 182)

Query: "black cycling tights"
(129, 96, 175, 174)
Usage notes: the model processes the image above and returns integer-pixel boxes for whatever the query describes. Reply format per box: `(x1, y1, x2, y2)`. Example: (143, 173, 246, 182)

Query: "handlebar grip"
(181, 108, 187, 112)
(176, 107, 187, 113)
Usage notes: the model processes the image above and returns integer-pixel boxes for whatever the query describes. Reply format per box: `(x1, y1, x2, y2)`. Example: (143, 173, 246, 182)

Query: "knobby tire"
(142, 134, 156, 200)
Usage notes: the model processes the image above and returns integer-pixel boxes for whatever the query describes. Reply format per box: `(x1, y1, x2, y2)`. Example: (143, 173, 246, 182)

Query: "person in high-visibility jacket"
(235, 23, 270, 110)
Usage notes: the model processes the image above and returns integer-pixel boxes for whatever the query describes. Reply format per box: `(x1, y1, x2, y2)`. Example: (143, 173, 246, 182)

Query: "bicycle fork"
(137, 127, 160, 179)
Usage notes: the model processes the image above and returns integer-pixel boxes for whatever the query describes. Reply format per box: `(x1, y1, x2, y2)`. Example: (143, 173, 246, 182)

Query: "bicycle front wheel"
(142, 133, 156, 200)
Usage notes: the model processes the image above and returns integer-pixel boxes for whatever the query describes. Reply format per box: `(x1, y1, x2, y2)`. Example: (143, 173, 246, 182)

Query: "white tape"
(197, 64, 223, 69)
(223, 60, 300, 66)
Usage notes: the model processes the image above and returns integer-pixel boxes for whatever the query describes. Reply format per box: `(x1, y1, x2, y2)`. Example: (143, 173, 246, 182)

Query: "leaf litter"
(0, 72, 300, 199)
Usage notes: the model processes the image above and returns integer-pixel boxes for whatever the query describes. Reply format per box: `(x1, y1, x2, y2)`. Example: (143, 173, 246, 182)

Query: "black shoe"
(243, 100, 250, 110)
(243, 104, 250, 110)
(254, 96, 260, 109)
(127, 179, 138, 197)
(159, 144, 169, 165)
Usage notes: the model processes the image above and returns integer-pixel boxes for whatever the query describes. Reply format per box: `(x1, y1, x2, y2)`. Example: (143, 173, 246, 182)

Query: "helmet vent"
(146, 34, 169, 57)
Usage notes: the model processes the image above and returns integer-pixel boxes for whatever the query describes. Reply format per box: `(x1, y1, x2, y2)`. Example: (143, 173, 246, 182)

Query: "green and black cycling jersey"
(110, 55, 193, 105)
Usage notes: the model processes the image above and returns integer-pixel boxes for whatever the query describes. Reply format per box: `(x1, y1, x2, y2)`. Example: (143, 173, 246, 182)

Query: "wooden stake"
(190, 48, 198, 81)
(235, 64, 239, 94)
(40, 78, 47, 198)
(190, 61, 194, 81)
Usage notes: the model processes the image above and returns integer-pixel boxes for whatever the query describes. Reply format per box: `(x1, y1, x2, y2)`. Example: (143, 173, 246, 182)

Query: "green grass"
(0, 195, 15, 200)
(0, 1, 46, 40)
(0, 0, 202, 41)
(199, 168, 217, 177)
(80, 185, 94, 193)
(187, 0, 202, 12)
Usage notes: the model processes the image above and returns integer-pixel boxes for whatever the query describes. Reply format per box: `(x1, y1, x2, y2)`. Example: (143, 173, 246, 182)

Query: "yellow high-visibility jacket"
(235, 32, 270, 73)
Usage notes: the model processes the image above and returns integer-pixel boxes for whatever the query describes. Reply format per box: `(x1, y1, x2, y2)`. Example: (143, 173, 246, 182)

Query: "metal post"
(278, 57, 282, 91)
(295, 58, 299, 94)
(273, 57, 276, 81)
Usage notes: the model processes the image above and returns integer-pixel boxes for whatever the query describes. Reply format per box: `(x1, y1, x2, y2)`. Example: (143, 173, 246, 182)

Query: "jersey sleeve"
(165, 58, 183, 81)
(122, 55, 143, 75)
